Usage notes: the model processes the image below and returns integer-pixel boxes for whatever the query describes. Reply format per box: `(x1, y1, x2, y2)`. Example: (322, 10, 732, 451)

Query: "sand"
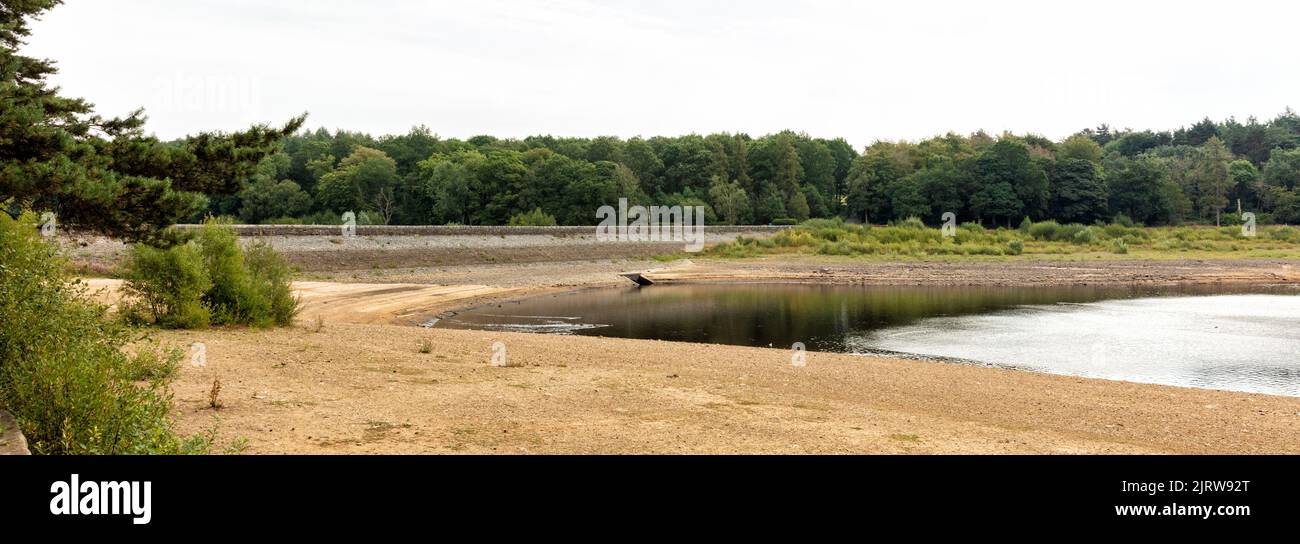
(157, 322, 1300, 454)
(79, 255, 1300, 454)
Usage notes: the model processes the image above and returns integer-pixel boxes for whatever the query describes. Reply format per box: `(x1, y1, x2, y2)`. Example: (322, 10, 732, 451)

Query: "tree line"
(205, 129, 854, 226)
(848, 114, 1300, 227)
(212, 113, 1300, 228)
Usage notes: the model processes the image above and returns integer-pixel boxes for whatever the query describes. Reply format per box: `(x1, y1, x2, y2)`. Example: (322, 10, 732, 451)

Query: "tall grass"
(706, 217, 1300, 258)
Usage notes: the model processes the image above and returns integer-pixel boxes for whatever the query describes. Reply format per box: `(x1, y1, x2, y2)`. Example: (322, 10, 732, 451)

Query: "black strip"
(2, 455, 1289, 533)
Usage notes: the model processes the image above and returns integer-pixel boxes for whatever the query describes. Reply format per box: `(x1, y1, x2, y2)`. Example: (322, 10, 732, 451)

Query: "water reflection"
(436, 283, 1300, 396)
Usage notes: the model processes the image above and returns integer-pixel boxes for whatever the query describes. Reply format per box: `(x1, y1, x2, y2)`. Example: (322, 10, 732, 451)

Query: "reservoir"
(434, 283, 1300, 396)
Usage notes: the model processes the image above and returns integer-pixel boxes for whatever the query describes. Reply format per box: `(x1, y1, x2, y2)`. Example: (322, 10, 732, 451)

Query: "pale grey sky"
(26, 0, 1299, 148)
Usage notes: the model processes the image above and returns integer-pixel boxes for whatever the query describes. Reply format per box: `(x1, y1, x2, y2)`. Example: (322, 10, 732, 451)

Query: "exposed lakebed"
(433, 283, 1300, 396)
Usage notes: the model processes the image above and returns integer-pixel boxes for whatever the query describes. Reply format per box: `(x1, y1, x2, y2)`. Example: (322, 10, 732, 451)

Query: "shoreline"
(78, 255, 1300, 454)
(347, 256, 1300, 323)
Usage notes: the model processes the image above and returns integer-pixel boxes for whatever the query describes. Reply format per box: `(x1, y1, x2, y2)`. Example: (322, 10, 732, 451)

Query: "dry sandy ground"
(82, 256, 1300, 454)
(158, 323, 1300, 454)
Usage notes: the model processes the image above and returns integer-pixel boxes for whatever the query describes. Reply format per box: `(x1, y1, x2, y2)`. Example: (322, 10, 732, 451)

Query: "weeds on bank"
(706, 217, 1300, 260)
(208, 378, 224, 410)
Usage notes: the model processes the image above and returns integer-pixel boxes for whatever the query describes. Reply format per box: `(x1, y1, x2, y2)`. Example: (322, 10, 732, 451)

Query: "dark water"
(434, 283, 1300, 396)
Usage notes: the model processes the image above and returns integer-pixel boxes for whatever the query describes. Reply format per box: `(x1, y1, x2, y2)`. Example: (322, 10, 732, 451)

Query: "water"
(434, 283, 1300, 396)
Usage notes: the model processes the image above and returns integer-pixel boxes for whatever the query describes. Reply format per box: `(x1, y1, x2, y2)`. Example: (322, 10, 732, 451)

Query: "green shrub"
(1111, 238, 1129, 254)
(195, 218, 269, 325)
(961, 244, 1005, 256)
(508, 208, 558, 226)
(817, 240, 854, 255)
(774, 229, 819, 246)
(706, 240, 761, 258)
(1112, 213, 1135, 227)
(1072, 227, 1097, 245)
(123, 219, 299, 329)
(1212, 227, 1238, 240)
(244, 241, 299, 327)
(122, 242, 211, 329)
(1007, 239, 1024, 255)
(1027, 221, 1061, 240)
(120, 344, 182, 382)
(0, 211, 207, 454)
(301, 210, 344, 226)
(803, 217, 847, 230)
(1056, 223, 1087, 241)
(1102, 223, 1147, 241)
(1219, 213, 1242, 226)
(896, 216, 927, 229)
(1268, 226, 1300, 242)
(1017, 217, 1033, 233)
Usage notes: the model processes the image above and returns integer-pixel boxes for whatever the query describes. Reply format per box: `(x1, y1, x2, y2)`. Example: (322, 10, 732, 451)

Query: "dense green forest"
(206, 112, 1300, 227)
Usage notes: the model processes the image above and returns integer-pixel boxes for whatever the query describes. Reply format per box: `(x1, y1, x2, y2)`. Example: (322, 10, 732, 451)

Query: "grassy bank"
(707, 218, 1300, 261)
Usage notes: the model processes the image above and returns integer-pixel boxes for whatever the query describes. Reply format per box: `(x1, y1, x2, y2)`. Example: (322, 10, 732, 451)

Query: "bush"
(1055, 223, 1087, 241)
(301, 210, 345, 226)
(120, 344, 182, 382)
(774, 229, 819, 247)
(895, 216, 927, 229)
(1007, 239, 1024, 255)
(508, 208, 558, 226)
(195, 218, 269, 325)
(1027, 221, 1061, 240)
(707, 239, 762, 258)
(1268, 226, 1300, 242)
(123, 219, 299, 329)
(1072, 227, 1097, 245)
(1111, 238, 1129, 254)
(244, 241, 299, 327)
(0, 211, 207, 454)
(122, 242, 211, 329)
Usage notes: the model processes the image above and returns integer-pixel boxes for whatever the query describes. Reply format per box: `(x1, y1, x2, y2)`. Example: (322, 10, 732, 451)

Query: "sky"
(24, 0, 1300, 149)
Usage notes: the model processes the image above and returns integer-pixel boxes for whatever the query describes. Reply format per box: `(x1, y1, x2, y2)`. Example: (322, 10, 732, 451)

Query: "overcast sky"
(26, 0, 1299, 149)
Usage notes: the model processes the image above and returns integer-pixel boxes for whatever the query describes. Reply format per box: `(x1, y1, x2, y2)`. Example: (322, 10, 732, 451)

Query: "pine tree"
(0, 1, 304, 243)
